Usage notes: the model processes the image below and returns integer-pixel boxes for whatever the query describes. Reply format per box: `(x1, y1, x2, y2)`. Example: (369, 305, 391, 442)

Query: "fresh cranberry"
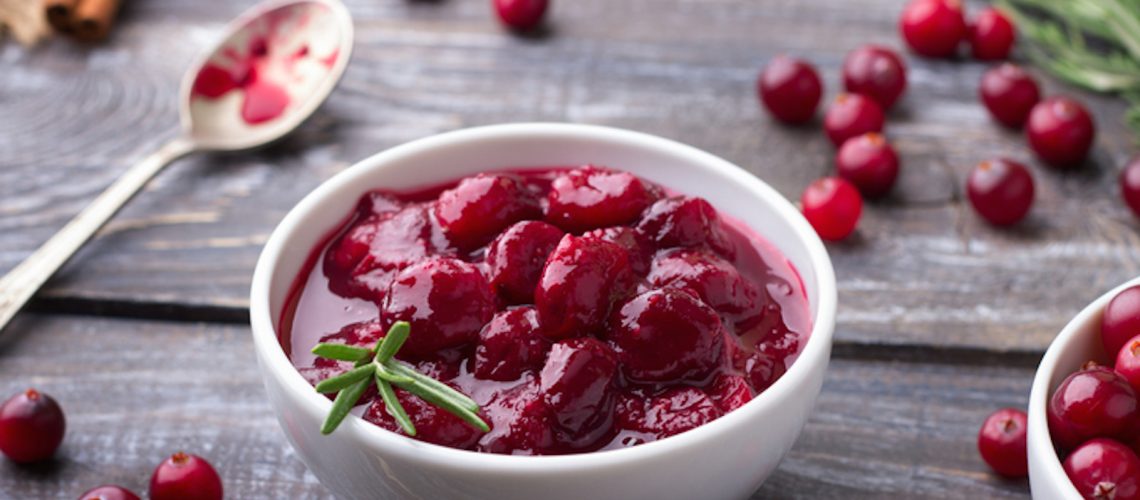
(327, 206, 434, 302)
(1048, 366, 1140, 451)
(545, 166, 658, 233)
(615, 387, 723, 439)
(148, 452, 223, 500)
(609, 289, 727, 383)
(434, 174, 539, 250)
(744, 349, 786, 392)
(478, 381, 555, 454)
(966, 159, 1034, 226)
(1117, 335, 1140, 394)
(647, 249, 764, 327)
(492, 0, 548, 31)
(707, 373, 753, 413)
(535, 235, 634, 340)
(969, 7, 1015, 60)
(977, 408, 1028, 478)
(1026, 97, 1096, 168)
(801, 177, 862, 241)
(842, 45, 907, 110)
(474, 307, 551, 381)
(0, 388, 66, 463)
(899, 0, 967, 58)
(79, 485, 142, 500)
(835, 132, 900, 198)
(540, 338, 618, 446)
(365, 386, 485, 449)
(486, 221, 565, 304)
(979, 64, 1041, 128)
(824, 94, 885, 147)
(1063, 439, 1140, 500)
(1120, 157, 1140, 219)
(582, 225, 652, 275)
(1103, 285, 1140, 358)
(757, 56, 823, 124)
(637, 196, 732, 255)
(381, 258, 496, 357)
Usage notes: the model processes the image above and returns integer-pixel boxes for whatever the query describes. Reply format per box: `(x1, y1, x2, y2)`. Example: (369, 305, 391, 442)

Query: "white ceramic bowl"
(1028, 276, 1140, 500)
(250, 123, 837, 500)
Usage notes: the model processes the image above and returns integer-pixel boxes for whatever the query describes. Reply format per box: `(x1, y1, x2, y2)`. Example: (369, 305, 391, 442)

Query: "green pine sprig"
(311, 321, 489, 436)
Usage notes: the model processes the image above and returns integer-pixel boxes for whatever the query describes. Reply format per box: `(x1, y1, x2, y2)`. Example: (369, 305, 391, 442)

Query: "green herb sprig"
(311, 321, 489, 436)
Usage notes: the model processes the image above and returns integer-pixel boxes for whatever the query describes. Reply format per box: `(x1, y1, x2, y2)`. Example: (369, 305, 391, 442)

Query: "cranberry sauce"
(281, 167, 811, 455)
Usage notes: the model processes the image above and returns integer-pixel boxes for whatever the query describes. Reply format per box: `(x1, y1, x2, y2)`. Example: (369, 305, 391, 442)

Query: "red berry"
(381, 258, 496, 357)
(478, 381, 555, 454)
(744, 349, 786, 392)
(0, 388, 65, 463)
(1120, 157, 1140, 219)
(149, 452, 223, 500)
(474, 307, 551, 381)
(535, 235, 634, 340)
(1103, 285, 1140, 360)
(966, 159, 1034, 226)
(824, 94, 885, 147)
(757, 56, 823, 124)
(977, 408, 1028, 478)
(899, 0, 967, 58)
(327, 206, 434, 303)
(636, 196, 733, 255)
(493, 0, 548, 31)
(801, 177, 862, 241)
(969, 7, 1015, 60)
(365, 385, 485, 449)
(539, 338, 618, 446)
(434, 173, 540, 250)
(1063, 439, 1140, 500)
(1048, 366, 1140, 451)
(615, 387, 723, 439)
(1116, 335, 1140, 395)
(79, 485, 141, 500)
(835, 132, 900, 198)
(609, 288, 727, 383)
(842, 45, 907, 110)
(582, 226, 652, 275)
(1026, 97, 1096, 168)
(979, 64, 1041, 128)
(648, 249, 765, 327)
(545, 166, 659, 233)
(486, 221, 565, 304)
(707, 374, 753, 413)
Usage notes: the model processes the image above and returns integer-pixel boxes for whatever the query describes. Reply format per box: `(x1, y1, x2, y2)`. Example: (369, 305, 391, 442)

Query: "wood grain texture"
(0, 2, 1137, 346)
(0, 315, 1033, 499)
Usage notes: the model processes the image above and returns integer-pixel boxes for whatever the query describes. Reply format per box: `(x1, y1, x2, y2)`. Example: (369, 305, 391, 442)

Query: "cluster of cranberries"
(0, 388, 223, 500)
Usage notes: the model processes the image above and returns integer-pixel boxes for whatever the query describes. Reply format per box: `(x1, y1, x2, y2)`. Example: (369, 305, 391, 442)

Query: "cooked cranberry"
(979, 64, 1040, 128)
(1063, 439, 1140, 500)
(966, 159, 1034, 226)
(615, 387, 723, 439)
(756, 326, 802, 366)
(79, 485, 142, 500)
(324, 215, 381, 274)
(474, 307, 551, 381)
(835, 132, 900, 198)
(801, 177, 862, 241)
(842, 45, 907, 110)
(358, 190, 403, 216)
(648, 249, 764, 327)
(0, 388, 65, 463)
(148, 452, 223, 500)
(707, 374, 753, 413)
(582, 225, 652, 275)
(381, 258, 496, 357)
(1048, 366, 1139, 451)
(1103, 286, 1140, 358)
(545, 166, 658, 233)
(609, 289, 726, 383)
(328, 206, 434, 302)
(478, 381, 555, 454)
(540, 338, 618, 445)
(757, 56, 823, 124)
(486, 221, 565, 304)
(1120, 157, 1140, 219)
(977, 408, 1028, 478)
(434, 174, 539, 250)
(535, 235, 634, 340)
(824, 94, 885, 147)
(1026, 97, 1096, 168)
(637, 196, 731, 254)
(969, 7, 1015, 60)
(493, 0, 548, 31)
(899, 0, 967, 58)
(365, 386, 485, 449)
(1117, 335, 1140, 394)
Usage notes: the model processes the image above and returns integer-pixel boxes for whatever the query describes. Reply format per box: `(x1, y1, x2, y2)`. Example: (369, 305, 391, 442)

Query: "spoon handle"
(0, 137, 196, 333)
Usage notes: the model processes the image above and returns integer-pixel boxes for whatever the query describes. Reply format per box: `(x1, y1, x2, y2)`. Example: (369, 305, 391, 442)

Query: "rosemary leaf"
(374, 362, 415, 385)
(314, 364, 375, 394)
(396, 379, 490, 432)
(388, 361, 479, 412)
(375, 321, 411, 363)
(321, 377, 372, 435)
(311, 343, 372, 362)
(377, 375, 416, 436)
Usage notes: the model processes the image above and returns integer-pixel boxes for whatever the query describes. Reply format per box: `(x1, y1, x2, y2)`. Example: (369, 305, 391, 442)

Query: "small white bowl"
(250, 123, 837, 500)
(1028, 276, 1140, 499)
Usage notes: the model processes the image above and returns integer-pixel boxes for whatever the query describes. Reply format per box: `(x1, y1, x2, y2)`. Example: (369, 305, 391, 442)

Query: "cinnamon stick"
(42, 0, 77, 34)
(72, 0, 120, 41)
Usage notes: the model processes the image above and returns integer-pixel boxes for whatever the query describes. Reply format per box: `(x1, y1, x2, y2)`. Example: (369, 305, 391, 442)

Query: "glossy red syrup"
(280, 167, 811, 455)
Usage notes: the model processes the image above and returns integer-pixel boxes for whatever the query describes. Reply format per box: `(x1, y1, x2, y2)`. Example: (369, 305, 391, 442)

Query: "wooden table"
(2, 0, 1135, 497)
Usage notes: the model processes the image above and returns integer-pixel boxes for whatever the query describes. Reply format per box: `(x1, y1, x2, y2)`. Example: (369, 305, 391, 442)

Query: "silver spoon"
(0, 0, 353, 331)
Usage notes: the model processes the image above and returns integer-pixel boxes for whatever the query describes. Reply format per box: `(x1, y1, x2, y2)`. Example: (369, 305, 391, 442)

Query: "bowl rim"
(249, 122, 838, 473)
(1028, 275, 1140, 496)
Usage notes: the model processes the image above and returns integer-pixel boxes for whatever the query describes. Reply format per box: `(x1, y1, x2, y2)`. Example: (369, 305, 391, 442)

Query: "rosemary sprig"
(311, 321, 489, 436)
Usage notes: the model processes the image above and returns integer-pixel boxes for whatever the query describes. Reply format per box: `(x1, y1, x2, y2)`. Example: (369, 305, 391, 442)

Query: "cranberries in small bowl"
(758, 56, 823, 125)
